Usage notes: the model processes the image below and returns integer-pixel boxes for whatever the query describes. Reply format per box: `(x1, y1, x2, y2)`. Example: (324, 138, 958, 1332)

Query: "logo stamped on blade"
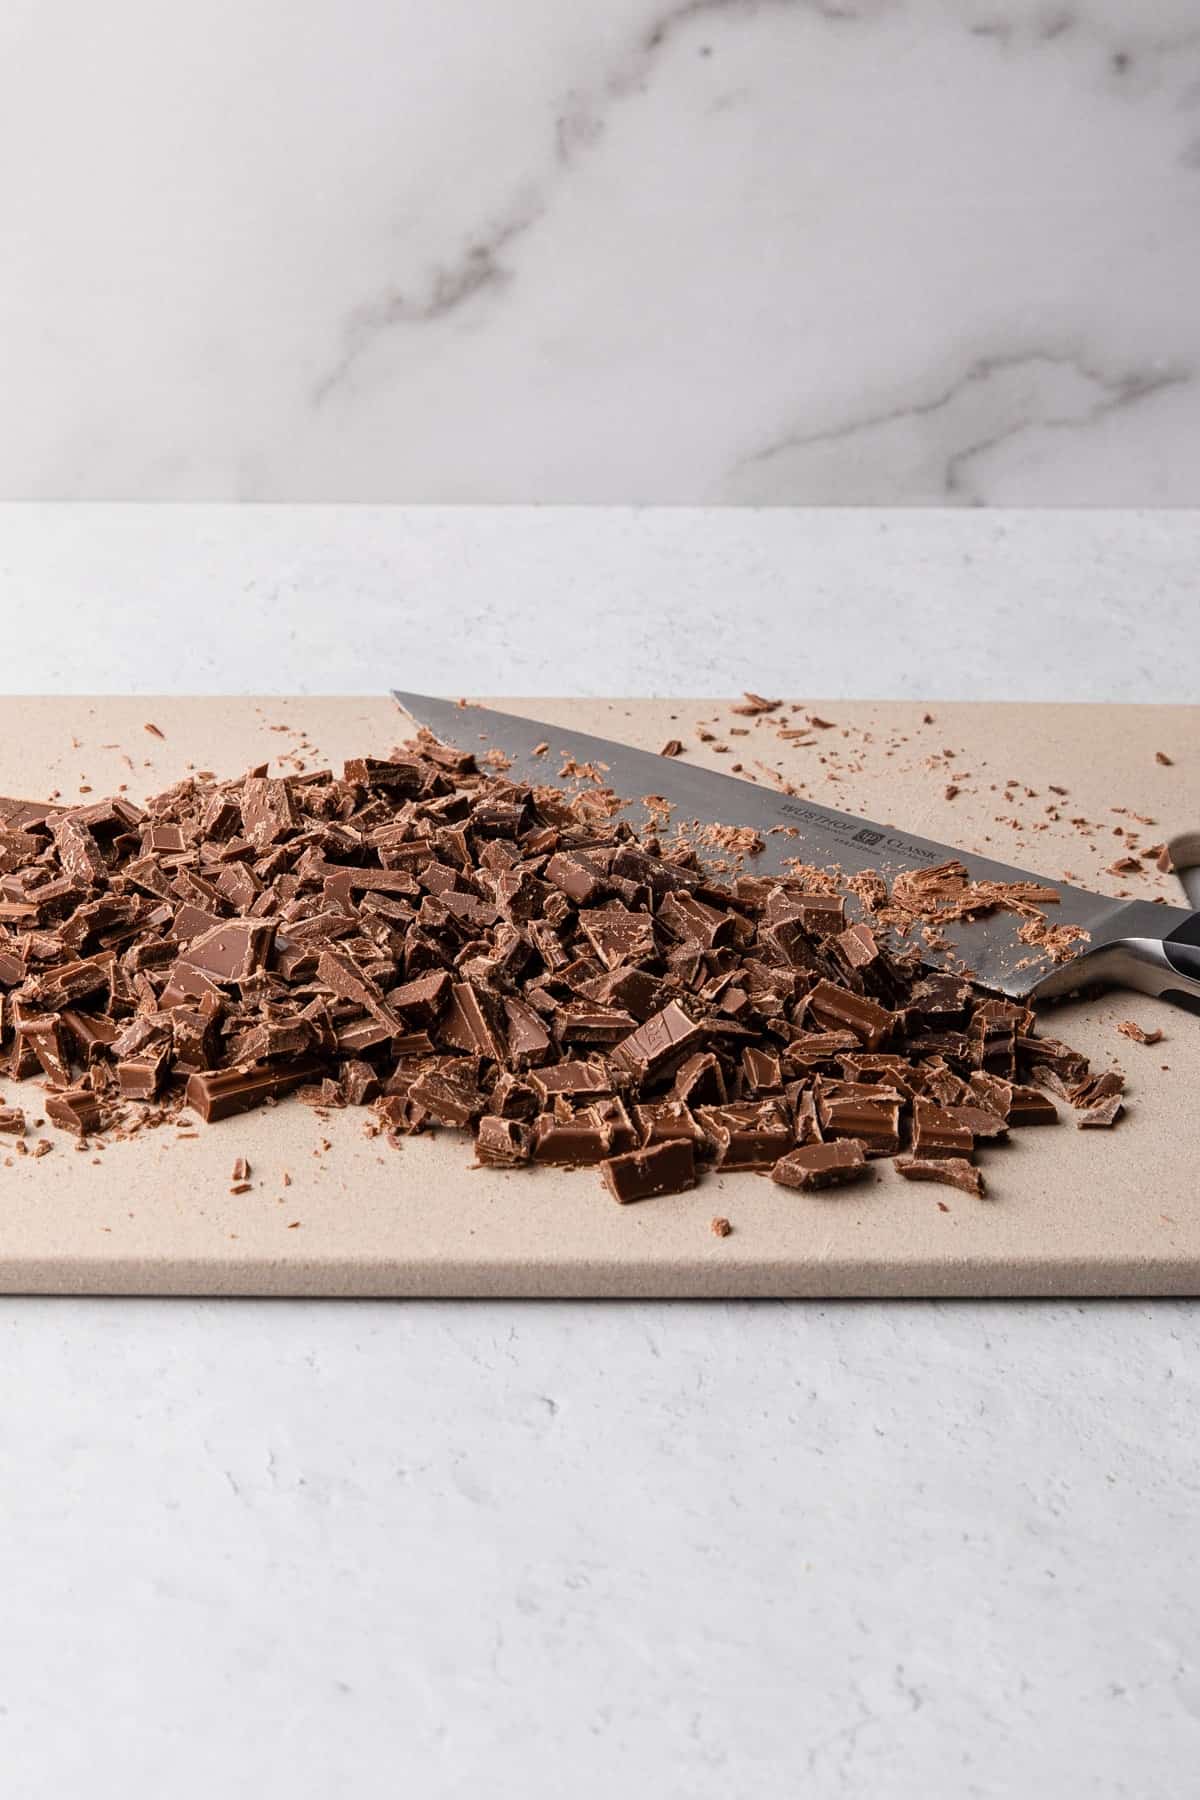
(777, 801, 938, 866)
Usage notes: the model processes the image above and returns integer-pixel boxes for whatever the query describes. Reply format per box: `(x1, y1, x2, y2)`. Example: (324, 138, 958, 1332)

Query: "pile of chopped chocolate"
(0, 736, 1124, 1202)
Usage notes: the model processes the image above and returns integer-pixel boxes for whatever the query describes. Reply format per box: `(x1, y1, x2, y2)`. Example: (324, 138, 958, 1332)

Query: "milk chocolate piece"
(185, 1060, 323, 1123)
(343, 756, 423, 795)
(896, 1156, 985, 1199)
(545, 852, 605, 905)
(912, 1097, 975, 1161)
(408, 1065, 484, 1128)
(530, 1061, 613, 1102)
(117, 1049, 168, 1100)
(1067, 1070, 1125, 1110)
(501, 997, 552, 1066)
(1078, 1095, 1124, 1128)
(601, 1137, 696, 1203)
(806, 981, 894, 1050)
(531, 1107, 613, 1165)
(695, 1100, 792, 1169)
(475, 1115, 531, 1165)
(46, 1087, 103, 1137)
(241, 777, 298, 848)
(611, 1002, 706, 1082)
(671, 1051, 726, 1107)
(579, 905, 657, 971)
(1006, 1084, 1059, 1126)
(184, 920, 275, 983)
(0, 1106, 25, 1134)
(634, 1099, 705, 1146)
(441, 983, 503, 1060)
(772, 1139, 869, 1191)
(21, 1016, 73, 1089)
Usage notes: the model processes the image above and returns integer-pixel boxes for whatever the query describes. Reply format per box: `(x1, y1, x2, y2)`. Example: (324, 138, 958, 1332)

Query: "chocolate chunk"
(185, 1060, 323, 1123)
(611, 1002, 706, 1082)
(579, 905, 657, 971)
(116, 1049, 168, 1099)
(772, 1140, 869, 1191)
(806, 981, 894, 1050)
(671, 1051, 726, 1107)
(409, 1064, 485, 1128)
(695, 1100, 792, 1169)
(1006, 1085, 1059, 1127)
(476, 1115, 532, 1165)
(530, 1061, 613, 1102)
(184, 920, 275, 983)
(896, 1156, 985, 1199)
(46, 1087, 103, 1137)
(386, 969, 451, 1025)
(601, 1138, 696, 1203)
(1067, 1070, 1125, 1110)
(343, 756, 424, 795)
(634, 1099, 705, 1146)
(531, 1107, 613, 1165)
(501, 996, 552, 1066)
(912, 1097, 974, 1161)
(545, 852, 605, 905)
(0, 1106, 25, 1134)
(440, 983, 503, 1060)
(1078, 1094, 1124, 1128)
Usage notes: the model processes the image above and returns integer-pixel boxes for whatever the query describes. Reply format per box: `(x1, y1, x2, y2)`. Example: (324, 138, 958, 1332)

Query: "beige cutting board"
(0, 696, 1197, 1299)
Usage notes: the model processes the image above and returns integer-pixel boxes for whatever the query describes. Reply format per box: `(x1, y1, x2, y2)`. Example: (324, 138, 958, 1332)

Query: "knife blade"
(391, 692, 1200, 1007)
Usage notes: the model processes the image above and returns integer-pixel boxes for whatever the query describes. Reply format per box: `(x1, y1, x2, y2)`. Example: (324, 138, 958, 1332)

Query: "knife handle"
(1108, 914, 1200, 1015)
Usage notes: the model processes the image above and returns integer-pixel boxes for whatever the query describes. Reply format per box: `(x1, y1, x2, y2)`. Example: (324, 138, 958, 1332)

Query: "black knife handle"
(1163, 915, 1200, 1013)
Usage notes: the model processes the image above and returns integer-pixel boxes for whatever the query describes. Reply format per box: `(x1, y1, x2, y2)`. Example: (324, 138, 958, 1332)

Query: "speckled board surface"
(0, 695, 1196, 1296)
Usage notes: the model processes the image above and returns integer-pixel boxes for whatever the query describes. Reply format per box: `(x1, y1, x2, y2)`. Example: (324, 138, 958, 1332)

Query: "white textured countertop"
(2, 4, 1199, 506)
(1, 507, 1199, 1798)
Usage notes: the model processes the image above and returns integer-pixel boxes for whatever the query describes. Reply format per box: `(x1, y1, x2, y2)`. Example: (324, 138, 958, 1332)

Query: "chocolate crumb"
(710, 1216, 733, 1237)
(144, 722, 165, 739)
(660, 739, 684, 758)
(1155, 751, 1173, 766)
(1117, 1020, 1163, 1047)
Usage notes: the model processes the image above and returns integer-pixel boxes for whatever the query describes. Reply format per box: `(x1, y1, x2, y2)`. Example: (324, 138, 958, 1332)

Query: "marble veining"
(0, 0, 1198, 501)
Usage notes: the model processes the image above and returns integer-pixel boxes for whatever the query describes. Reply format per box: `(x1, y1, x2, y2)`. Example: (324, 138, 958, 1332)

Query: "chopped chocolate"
(806, 981, 894, 1050)
(0, 1106, 25, 1134)
(0, 724, 1140, 1219)
(1078, 1094, 1124, 1128)
(601, 1138, 696, 1203)
(184, 920, 275, 983)
(185, 1061, 322, 1123)
(772, 1140, 869, 1191)
(532, 1108, 613, 1166)
(116, 1049, 168, 1100)
(911, 1097, 974, 1161)
(896, 1156, 985, 1198)
(710, 1215, 732, 1236)
(611, 1002, 706, 1083)
(695, 1100, 792, 1169)
(46, 1087, 104, 1137)
(476, 1115, 531, 1165)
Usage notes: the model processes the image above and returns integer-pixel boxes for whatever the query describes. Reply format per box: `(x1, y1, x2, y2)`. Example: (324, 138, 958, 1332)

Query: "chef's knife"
(392, 693, 1200, 1013)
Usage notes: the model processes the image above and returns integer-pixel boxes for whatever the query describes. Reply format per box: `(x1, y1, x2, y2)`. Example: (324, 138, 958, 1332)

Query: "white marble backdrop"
(1, 0, 1198, 503)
